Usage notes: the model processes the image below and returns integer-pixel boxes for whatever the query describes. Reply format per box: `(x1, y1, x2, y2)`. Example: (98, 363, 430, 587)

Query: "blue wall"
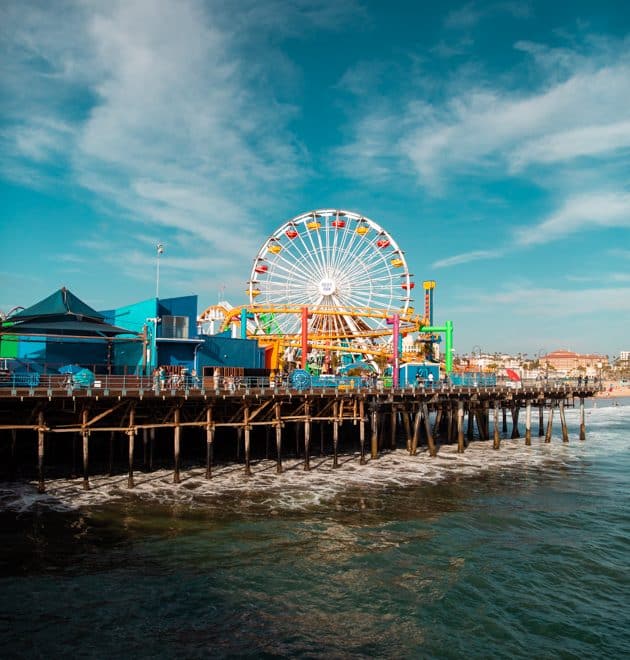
(101, 298, 155, 374)
(399, 362, 441, 386)
(157, 341, 197, 369)
(15, 336, 108, 373)
(158, 295, 197, 338)
(198, 336, 265, 371)
(101, 297, 157, 334)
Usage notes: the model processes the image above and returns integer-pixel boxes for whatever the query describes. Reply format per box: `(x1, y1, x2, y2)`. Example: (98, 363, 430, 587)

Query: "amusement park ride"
(198, 209, 453, 385)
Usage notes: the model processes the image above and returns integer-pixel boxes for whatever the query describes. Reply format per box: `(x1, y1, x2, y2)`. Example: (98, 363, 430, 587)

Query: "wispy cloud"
(337, 35, 630, 187)
(0, 0, 358, 298)
(515, 192, 630, 245)
(336, 32, 630, 253)
(444, 1, 531, 31)
(400, 59, 630, 190)
(432, 249, 503, 268)
(455, 283, 630, 318)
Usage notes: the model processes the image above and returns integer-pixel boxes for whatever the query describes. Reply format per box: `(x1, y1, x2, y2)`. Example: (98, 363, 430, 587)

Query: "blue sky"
(1, 0, 629, 358)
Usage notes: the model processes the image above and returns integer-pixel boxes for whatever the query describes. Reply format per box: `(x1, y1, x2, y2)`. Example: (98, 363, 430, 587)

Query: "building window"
(161, 315, 189, 339)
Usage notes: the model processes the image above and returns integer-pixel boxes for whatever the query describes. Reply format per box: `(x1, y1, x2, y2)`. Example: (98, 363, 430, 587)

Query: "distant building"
(541, 349, 606, 374)
(619, 351, 630, 362)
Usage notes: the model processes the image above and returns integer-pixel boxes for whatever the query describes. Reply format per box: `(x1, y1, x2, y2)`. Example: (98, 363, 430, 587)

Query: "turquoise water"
(1, 401, 629, 658)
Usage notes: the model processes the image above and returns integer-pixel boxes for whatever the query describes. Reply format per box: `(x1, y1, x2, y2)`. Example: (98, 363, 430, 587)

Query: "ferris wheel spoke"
(279, 244, 324, 284)
(335, 236, 386, 281)
(264, 257, 314, 285)
(330, 218, 363, 274)
(295, 220, 327, 280)
(274, 227, 324, 278)
(341, 259, 392, 285)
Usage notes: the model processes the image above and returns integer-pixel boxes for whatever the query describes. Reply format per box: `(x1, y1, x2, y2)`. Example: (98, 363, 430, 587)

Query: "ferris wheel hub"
(318, 278, 337, 296)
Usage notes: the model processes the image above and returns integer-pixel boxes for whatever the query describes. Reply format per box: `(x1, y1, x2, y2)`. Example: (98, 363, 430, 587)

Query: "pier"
(0, 376, 597, 494)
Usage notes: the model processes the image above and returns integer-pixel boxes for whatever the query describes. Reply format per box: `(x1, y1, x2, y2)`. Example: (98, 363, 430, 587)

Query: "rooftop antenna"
(218, 283, 226, 304)
(156, 242, 164, 299)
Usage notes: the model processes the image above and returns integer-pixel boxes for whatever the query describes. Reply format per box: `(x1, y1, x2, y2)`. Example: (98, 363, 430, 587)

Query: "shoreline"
(596, 384, 630, 398)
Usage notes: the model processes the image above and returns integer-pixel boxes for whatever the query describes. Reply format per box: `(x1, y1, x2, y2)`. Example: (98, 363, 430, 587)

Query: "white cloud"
(337, 38, 630, 191)
(445, 1, 531, 31)
(0, 0, 356, 299)
(401, 61, 630, 189)
(432, 249, 503, 268)
(510, 120, 630, 170)
(457, 283, 630, 318)
(515, 192, 630, 245)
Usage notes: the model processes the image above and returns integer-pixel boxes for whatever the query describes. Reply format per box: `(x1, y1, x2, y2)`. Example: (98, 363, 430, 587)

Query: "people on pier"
(189, 369, 200, 389)
(577, 375, 583, 387)
(158, 366, 166, 391)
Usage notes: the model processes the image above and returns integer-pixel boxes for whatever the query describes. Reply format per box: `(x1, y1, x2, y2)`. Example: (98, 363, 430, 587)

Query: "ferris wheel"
(247, 209, 415, 343)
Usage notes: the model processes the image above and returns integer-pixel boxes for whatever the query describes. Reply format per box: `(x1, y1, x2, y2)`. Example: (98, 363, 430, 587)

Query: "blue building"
(0, 287, 137, 375)
(0, 287, 266, 377)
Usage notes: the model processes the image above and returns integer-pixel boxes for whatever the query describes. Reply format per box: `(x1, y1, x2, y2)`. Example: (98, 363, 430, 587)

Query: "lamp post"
(156, 242, 164, 299)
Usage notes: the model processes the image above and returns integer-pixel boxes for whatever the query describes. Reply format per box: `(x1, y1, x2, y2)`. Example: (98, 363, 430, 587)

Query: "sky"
(1, 0, 630, 359)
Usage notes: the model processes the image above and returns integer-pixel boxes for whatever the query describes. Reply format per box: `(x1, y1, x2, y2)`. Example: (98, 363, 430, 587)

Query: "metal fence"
(0, 370, 601, 396)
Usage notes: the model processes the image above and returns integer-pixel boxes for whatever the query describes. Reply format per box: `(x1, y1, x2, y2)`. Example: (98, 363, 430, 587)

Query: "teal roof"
(11, 287, 104, 322)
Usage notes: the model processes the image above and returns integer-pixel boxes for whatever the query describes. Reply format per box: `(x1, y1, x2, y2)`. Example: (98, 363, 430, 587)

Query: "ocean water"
(1, 400, 629, 659)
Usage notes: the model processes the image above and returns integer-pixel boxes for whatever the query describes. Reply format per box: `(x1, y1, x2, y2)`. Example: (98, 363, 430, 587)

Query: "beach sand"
(596, 383, 630, 398)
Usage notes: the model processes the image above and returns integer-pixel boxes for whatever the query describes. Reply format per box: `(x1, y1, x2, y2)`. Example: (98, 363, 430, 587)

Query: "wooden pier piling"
(37, 411, 45, 493)
(390, 407, 398, 451)
(127, 406, 135, 489)
(275, 402, 283, 473)
(525, 401, 532, 446)
(457, 401, 464, 453)
(493, 402, 501, 450)
(173, 407, 181, 483)
(82, 409, 89, 490)
(411, 407, 422, 455)
(0, 382, 596, 487)
(303, 401, 311, 471)
(359, 399, 366, 464)
(422, 402, 437, 457)
(244, 406, 252, 476)
(545, 406, 554, 443)
(559, 400, 569, 443)
(370, 407, 378, 460)
(511, 406, 520, 439)
(332, 400, 340, 468)
(206, 407, 214, 479)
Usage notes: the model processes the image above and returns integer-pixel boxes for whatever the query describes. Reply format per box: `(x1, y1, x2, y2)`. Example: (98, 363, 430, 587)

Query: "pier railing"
(0, 371, 604, 397)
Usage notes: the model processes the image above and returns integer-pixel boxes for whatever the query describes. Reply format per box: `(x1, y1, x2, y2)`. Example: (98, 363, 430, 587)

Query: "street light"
(156, 242, 164, 299)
